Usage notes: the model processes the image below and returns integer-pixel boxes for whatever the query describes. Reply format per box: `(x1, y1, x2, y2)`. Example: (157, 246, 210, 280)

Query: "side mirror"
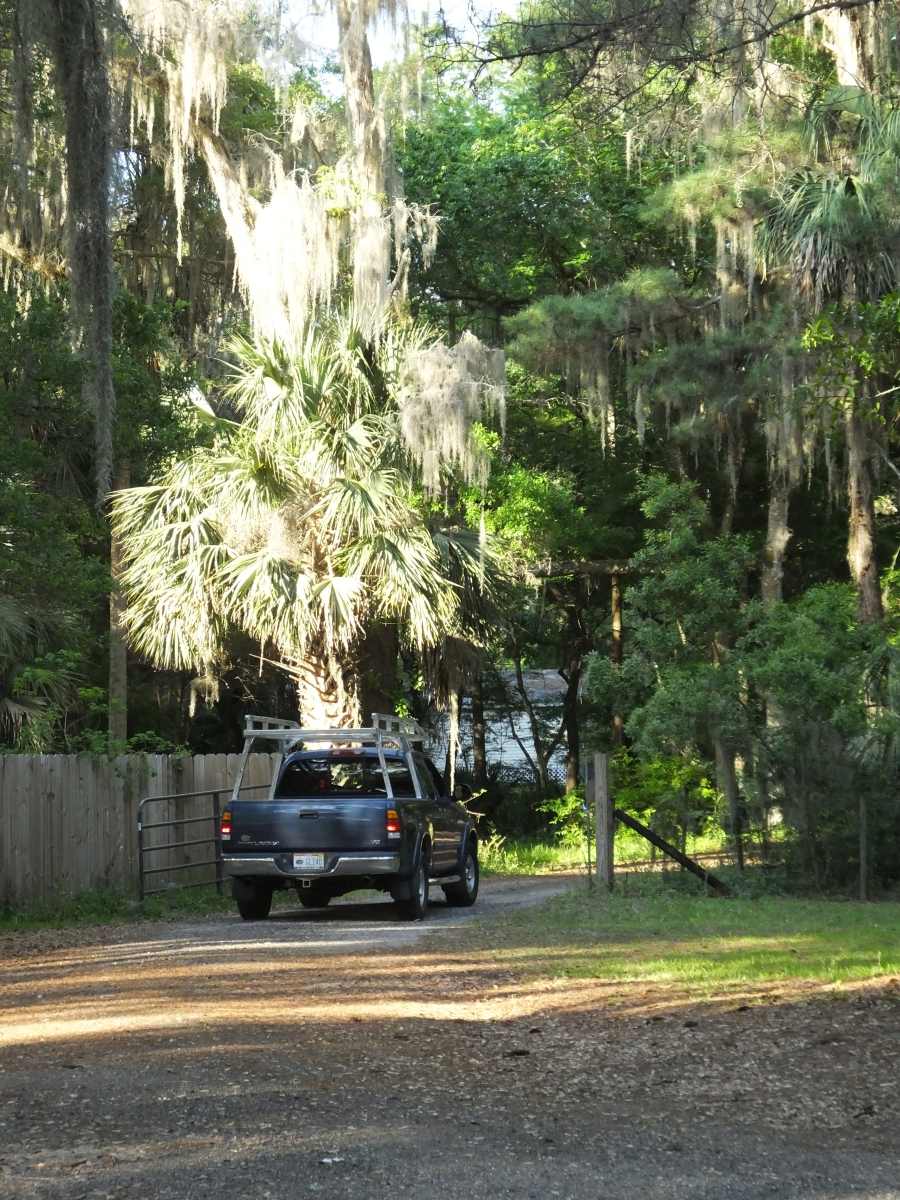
(453, 782, 472, 803)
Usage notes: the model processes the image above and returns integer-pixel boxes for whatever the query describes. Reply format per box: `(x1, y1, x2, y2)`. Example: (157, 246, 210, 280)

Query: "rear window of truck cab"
(274, 754, 416, 798)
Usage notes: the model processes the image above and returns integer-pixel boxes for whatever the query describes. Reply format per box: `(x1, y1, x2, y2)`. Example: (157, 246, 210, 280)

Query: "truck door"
(416, 755, 462, 872)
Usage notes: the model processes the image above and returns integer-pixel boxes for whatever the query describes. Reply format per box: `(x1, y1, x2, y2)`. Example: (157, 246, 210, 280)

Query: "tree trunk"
(293, 648, 359, 728)
(512, 653, 559, 797)
(108, 462, 130, 745)
(563, 665, 581, 793)
(845, 406, 883, 623)
(42, 0, 116, 505)
(334, 0, 387, 319)
(715, 737, 744, 870)
(762, 477, 792, 605)
(720, 418, 744, 536)
(610, 571, 625, 745)
(471, 674, 487, 788)
(447, 688, 462, 792)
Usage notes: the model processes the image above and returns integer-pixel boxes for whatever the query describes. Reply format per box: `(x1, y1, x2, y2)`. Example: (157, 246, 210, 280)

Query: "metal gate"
(137, 784, 268, 899)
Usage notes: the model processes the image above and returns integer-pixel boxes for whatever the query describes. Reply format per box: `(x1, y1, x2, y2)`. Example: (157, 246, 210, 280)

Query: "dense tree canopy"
(1, 0, 898, 892)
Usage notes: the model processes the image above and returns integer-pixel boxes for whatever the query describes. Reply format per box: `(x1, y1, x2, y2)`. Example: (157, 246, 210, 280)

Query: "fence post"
(594, 752, 614, 893)
(137, 802, 145, 902)
(212, 790, 224, 895)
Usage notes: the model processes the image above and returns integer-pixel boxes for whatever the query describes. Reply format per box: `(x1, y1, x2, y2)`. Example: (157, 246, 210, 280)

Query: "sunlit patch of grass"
(472, 886, 900, 991)
(479, 835, 586, 875)
(479, 828, 737, 875)
(613, 825, 732, 863)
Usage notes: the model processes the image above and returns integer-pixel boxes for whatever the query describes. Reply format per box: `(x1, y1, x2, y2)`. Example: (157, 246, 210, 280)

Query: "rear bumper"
(222, 852, 402, 879)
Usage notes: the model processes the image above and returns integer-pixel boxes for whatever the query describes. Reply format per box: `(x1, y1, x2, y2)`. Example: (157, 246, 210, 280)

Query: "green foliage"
(539, 787, 590, 849)
(590, 477, 755, 758)
(804, 293, 900, 407)
(0, 286, 198, 751)
(220, 63, 280, 142)
(401, 92, 671, 335)
(767, 32, 837, 86)
(505, 268, 685, 373)
(613, 751, 719, 843)
(478, 463, 588, 561)
(738, 584, 900, 887)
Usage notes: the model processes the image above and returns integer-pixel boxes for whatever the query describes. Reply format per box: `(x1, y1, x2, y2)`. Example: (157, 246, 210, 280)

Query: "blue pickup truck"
(220, 714, 479, 920)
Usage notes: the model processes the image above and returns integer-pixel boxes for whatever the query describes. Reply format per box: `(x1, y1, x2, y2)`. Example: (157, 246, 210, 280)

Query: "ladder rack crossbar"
(241, 712, 428, 749)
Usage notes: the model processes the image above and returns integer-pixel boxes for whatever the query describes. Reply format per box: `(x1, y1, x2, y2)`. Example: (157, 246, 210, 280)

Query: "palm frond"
(113, 310, 493, 705)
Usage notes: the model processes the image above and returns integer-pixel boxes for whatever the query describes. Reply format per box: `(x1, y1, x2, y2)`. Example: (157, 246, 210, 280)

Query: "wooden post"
(594, 752, 614, 893)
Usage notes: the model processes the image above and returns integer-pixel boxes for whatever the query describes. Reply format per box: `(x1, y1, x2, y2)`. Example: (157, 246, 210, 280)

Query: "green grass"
(479, 835, 586, 875)
(473, 879, 900, 992)
(0, 884, 236, 932)
(479, 827, 736, 875)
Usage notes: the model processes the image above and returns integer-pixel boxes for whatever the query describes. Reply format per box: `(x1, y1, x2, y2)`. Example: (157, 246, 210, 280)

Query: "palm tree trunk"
(294, 648, 359, 728)
(845, 406, 883, 624)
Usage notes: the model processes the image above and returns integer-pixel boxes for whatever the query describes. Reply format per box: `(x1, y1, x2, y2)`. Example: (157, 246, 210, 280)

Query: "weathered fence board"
(0, 753, 281, 907)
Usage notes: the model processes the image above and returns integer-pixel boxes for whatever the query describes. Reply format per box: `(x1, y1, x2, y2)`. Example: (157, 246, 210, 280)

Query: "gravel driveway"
(1, 876, 898, 1200)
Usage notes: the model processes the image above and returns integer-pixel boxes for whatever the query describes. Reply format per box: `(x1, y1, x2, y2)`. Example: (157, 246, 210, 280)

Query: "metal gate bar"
(137, 784, 269, 900)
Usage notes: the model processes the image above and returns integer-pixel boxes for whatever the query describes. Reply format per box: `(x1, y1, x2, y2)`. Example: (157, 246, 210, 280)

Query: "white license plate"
(293, 853, 325, 872)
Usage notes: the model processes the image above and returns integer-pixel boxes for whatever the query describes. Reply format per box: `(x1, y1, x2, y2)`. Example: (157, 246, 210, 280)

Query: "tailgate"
(229, 799, 388, 851)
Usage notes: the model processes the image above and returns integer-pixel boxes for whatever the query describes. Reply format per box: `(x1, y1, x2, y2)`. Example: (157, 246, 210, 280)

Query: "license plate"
(293, 853, 325, 872)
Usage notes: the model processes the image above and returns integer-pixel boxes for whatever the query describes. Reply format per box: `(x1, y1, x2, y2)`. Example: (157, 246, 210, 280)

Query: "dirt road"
(1, 876, 898, 1200)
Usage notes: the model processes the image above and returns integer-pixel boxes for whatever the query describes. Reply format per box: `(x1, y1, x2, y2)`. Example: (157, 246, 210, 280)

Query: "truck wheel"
(397, 842, 430, 920)
(233, 878, 273, 920)
(443, 840, 479, 907)
(298, 888, 330, 909)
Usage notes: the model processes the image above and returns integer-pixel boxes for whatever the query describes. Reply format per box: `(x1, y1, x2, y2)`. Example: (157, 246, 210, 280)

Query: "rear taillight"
(220, 811, 232, 839)
(386, 808, 401, 839)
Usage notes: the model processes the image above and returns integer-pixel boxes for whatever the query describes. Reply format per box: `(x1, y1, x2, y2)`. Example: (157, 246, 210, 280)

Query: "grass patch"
(480, 835, 586, 875)
(479, 828, 736, 876)
(471, 878, 900, 992)
(0, 884, 236, 932)
(614, 825, 734, 864)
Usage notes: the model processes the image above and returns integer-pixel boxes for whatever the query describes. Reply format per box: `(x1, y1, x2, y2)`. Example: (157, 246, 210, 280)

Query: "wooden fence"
(0, 753, 280, 908)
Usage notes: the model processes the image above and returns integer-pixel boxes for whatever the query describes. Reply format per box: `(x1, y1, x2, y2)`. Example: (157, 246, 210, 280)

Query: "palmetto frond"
(0, 595, 31, 662)
(111, 313, 491, 709)
(762, 170, 895, 307)
(763, 85, 900, 310)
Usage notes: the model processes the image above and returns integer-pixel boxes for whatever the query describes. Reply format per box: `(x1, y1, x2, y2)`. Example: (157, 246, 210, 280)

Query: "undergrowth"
(0, 885, 236, 931)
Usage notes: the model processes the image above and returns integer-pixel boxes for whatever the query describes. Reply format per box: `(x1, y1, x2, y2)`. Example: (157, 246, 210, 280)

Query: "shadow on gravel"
(1, 879, 898, 1200)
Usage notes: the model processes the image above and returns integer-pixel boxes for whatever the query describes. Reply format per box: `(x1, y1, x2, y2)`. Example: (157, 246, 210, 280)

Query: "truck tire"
(396, 841, 430, 921)
(443, 839, 479, 907)
(298, 888, 331, 909)
(233, 878, 273, 920)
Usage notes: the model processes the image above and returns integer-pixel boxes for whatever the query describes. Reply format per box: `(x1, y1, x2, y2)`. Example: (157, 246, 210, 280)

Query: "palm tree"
(761, 86, 900, 624)
(0, 596, 78, 748)
(111, 312, 495, 726)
